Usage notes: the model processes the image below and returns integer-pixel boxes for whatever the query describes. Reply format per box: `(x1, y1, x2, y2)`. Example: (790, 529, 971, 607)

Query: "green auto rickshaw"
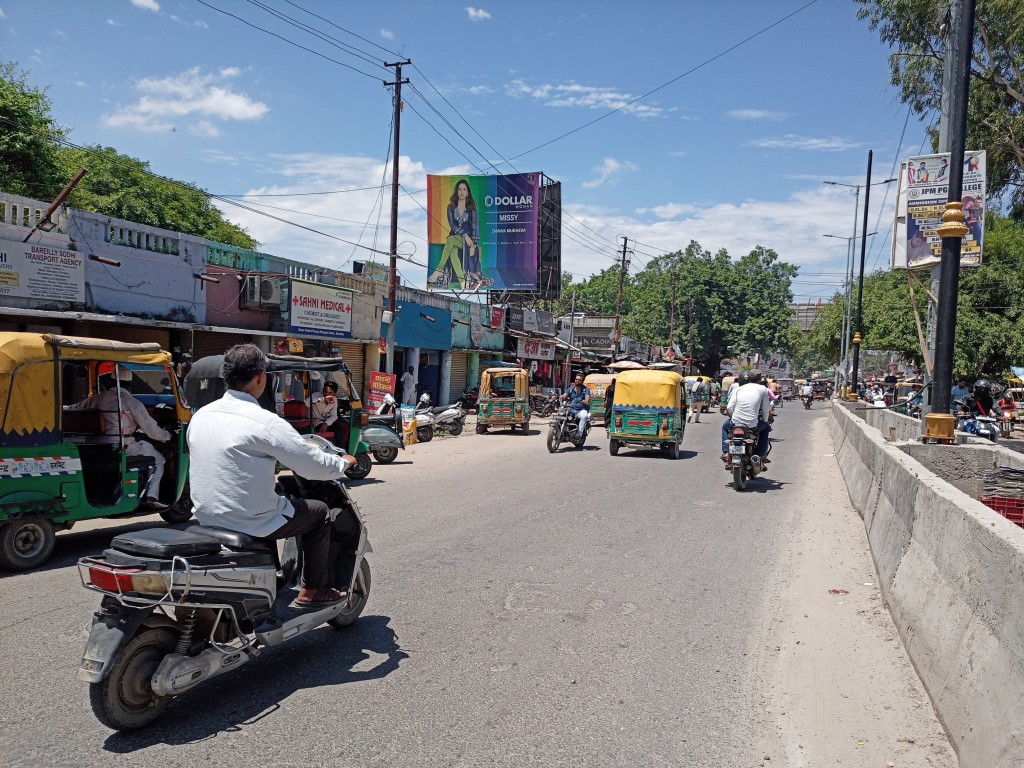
(0, 333, 191, 571)
(583, 373, 615, 426)
(607, 369, 686, 459)
(476, 367, 531, 433)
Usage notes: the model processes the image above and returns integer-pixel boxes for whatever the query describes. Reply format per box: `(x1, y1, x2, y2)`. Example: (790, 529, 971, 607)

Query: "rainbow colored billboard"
(426, 173, 540, 292)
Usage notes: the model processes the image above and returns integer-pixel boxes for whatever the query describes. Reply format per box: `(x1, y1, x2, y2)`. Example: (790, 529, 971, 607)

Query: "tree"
(856, 0, 1024, 214)
(0, 62, 66, 199)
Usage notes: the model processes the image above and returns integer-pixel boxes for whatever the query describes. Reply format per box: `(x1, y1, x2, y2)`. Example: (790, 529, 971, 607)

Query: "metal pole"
(612, 236, 629, 362)
(930, 0, 976, 421)
(384, 60, 410, 375)
(565, 289, 576, 384)
(842, 186, 859, 385)
(850, 151, 873, 393)
(22, 168, 87, 243)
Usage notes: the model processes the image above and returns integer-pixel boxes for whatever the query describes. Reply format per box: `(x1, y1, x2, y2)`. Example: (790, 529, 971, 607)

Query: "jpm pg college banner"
(892, 151, 986, 269)
(425, 173, 540, 293)
(0, 237, 85, 302)
(287, 279, 353, 338)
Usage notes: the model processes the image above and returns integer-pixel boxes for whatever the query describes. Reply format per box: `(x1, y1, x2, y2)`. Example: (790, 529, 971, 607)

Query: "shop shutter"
(189, 331, 252, 362)
(449, 351, 469, 398)
(331, 341, 366, 403)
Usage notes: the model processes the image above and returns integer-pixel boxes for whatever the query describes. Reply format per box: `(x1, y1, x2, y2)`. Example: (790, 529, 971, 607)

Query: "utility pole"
(384, 59, 410, 375)
(850, 151, 874, 393)
(668, 275, 676, 351)
(686, 298, 695, 375)
(565, 289, 576, 385)
(612, 236, 629, 362)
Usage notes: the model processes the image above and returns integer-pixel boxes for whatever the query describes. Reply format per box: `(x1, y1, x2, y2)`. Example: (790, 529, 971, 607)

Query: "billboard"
(426, 173, 540, 293)
(892, 151, 985, 269)
(0, 237, 84, 302)
(287, 279, 353, 339)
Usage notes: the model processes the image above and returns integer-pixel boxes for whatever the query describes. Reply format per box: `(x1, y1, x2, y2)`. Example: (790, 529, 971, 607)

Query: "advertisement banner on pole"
(287, 279, 354, 338)
(426, 173, 540, 293)
(0, 237, 85, 302)
(894, 151, 985, 269)
(366, 371, 396, 412)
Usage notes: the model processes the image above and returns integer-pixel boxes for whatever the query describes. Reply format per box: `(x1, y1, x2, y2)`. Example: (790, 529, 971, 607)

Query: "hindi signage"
(366, 371, 396, 412)
(517, 337, 556, 360)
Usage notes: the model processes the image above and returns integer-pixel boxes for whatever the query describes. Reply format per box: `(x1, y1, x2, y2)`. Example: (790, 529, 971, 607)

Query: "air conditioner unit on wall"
(242, 275, 282, 311)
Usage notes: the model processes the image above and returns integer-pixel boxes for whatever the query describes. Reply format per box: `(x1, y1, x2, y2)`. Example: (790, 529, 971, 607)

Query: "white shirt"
(801, 384, 813, 396)
(727, 382, 771, 428)
(311, 394, 338, 428)
(187, 390, 349, 537)
(76, 387, 171, 445)
(400, 371, 416, 390)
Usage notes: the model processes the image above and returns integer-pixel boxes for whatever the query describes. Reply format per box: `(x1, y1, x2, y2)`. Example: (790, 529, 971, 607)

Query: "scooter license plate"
(729, 445, 746, 455)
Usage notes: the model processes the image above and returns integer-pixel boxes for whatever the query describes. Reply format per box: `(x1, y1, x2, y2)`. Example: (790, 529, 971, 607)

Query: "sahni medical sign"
(0, 237, 85, 302)
(287, 278, 354, 339)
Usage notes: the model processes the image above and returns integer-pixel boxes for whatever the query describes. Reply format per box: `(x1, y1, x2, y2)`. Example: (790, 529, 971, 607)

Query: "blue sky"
(2, 0, 930, 303)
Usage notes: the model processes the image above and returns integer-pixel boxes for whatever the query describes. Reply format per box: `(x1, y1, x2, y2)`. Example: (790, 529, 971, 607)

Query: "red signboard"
(366, 371, 396, 412)
(490, 306, 505, 329)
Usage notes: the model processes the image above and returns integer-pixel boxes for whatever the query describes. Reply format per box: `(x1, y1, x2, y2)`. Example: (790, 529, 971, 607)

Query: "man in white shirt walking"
(187, 344, 356, 609)
(400, 366, 417, 406)
(724, 371, 772, 464)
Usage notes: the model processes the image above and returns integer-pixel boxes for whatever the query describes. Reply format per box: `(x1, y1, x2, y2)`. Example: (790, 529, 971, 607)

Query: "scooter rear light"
(84, 565, 167, 595)
(359, 411, 369, 427)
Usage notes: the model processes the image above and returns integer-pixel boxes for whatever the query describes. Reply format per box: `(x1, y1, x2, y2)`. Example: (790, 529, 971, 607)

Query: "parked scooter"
(78, 435, 371, 731)
(415, 394, 464, 437)
(412, 394, 436, 443)
(367, 394, 405, 463)
(546, 404, 591, 452)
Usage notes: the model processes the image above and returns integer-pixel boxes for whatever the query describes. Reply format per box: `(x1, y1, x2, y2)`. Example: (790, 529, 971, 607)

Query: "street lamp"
(822, 232, 876, 392)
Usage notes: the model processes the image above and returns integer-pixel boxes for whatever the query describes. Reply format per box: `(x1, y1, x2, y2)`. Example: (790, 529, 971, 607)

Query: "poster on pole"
(893, 151, 985, 269)
(0, 237, 85, 302)
(425, 173, 540, 293)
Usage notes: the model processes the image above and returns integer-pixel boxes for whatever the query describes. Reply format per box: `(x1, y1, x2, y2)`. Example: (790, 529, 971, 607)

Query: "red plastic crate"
(980, 496, 1024, 527)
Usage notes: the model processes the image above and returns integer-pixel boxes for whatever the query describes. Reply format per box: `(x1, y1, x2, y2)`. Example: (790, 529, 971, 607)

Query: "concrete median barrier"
(829, 401, 1024, 767)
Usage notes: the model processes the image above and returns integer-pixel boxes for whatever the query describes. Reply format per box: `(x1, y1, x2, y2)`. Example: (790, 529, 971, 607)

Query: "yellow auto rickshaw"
(476, 367, 531, 433)
(583, 373, 615, 425)
(0, 333, 192, 571)
(607, 369, 686, 459)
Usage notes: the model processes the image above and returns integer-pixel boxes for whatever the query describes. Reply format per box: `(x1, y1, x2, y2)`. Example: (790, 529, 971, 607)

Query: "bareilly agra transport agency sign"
(287, 278, 354, 339)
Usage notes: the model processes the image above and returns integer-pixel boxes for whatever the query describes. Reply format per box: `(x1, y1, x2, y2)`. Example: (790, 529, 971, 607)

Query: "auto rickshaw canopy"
(582, 373, 614, 396)
(612, 369, 683, 410)
(480, 367, 529, 397)
(0, 333, 172, 447)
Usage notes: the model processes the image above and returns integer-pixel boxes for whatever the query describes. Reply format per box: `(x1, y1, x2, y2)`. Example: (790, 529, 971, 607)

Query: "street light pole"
(849, 151, 874, 395)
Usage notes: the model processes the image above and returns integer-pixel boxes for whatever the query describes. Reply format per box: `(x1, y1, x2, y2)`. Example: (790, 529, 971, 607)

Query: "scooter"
(412, 394, 436, 443)
(77, 435, 372, 731)
(431, 401, 466, 437)
(368, 394, 406, 463)
(954, 398, 1000, 442)
(802, 394, 813, 410)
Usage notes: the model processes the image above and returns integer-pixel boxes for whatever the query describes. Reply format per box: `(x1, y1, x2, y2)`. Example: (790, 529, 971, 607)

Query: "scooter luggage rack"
(78, 555, 260, 655)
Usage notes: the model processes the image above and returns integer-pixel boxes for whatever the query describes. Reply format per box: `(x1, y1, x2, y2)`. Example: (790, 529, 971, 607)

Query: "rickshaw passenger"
(75, 368, 171, 505)
(561, 373, 591, 437)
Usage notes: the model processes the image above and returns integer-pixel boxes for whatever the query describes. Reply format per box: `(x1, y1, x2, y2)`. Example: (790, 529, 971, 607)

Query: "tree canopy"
(856, 0, 1024, 215)
(0, 62, 257, 249)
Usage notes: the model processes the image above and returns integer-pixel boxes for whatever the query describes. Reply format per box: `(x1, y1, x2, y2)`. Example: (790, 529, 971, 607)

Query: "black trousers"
(269, 498, 331, 589)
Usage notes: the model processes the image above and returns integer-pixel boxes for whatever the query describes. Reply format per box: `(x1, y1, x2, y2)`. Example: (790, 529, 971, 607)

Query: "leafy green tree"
(856, 0, 1024, 214)
(0, 62, 66, 198)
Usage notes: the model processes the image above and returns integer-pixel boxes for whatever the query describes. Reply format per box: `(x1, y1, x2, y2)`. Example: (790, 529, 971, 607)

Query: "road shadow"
(722, 477, 790, 493)
(101, 614, 408, 751)
(613, 449, 698, 460)
(345, 477, 384, 487)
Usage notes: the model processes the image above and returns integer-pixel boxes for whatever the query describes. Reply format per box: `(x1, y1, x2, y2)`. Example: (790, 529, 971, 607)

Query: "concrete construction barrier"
(829, 401, 1024, 767)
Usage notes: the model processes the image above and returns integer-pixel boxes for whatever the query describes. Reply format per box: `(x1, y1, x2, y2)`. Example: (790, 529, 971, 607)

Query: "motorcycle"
(368, 394, 406, 463)
(995, 393, 1017, 439)
(546, 405, 591, 452)
(802, 394, 813, 410)
(727, 422, 766, 491)
(953, 398, 1000, 442)
(414, 394, 464, 438)
(533, 392, 560, 418)
(77, 435, 371, 731)
(459, 386, 479, 413)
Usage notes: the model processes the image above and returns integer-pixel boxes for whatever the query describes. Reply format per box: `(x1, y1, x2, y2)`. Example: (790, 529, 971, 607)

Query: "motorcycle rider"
(964, 379, 996, 417)
(723, 370, 772, 465)
(187, 344, 357, 609)
(561, 373, 592, 438)
(801, 380, 814, 402)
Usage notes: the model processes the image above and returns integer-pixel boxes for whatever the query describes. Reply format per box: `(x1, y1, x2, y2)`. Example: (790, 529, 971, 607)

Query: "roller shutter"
(331, 341, 366, 402)
(449, 351, 469, 399)
(189, 331, 252, 361)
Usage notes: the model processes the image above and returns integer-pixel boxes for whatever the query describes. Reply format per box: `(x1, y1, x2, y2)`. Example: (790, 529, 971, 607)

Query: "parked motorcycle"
(368, 394, 406, 463)
(533, 392, 560, 417)
(78, 435, 371, 731)
(727, 423, 766, 490)
(546, 405, 591, 452)
(459, 386, 479, 413)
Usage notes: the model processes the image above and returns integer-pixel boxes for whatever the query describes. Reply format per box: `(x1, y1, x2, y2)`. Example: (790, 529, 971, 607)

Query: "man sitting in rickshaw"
(561, 373, 592, 438)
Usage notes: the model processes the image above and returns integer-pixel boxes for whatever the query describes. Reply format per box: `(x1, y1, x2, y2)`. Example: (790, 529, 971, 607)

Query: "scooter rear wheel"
(372, 446, 398, 464)
(89, 627, 177, 731)
(448, 420, 464, 437)
(329, 559, 372, 629)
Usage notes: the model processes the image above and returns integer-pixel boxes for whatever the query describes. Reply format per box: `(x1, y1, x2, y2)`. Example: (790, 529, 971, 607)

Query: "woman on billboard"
(429, 179, 491, 291)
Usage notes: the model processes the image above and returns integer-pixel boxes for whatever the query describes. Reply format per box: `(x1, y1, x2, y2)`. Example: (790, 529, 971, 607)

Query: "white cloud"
(635, 203, 697, 219)
(73, 80, 88, 88)
(727, 109, 790, 122)
(55, 29, 67, 39)
(190, 121, 221, 137)
(103, 67, 268, 134)
(668, 150, 688, 158)
(466, 7, 491, 21)
(379, 28, 394, 40)
(195, 20, 209, 29)
(130, 0, 160, 11)
(466, 84, 492, 96)
(581, 158, 637, 189)
(107, 18, 123, 26)
(0, 9, 6, 20)
(746, 134, 863, 152)
(506, 79, 663, 118)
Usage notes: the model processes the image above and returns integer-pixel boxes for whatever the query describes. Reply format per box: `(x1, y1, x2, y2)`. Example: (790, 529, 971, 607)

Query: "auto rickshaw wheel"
(159, 482, 193, 525)
(345, 452, 373, 480)
(0, 517, 56, 571)
(475, 423, 488, 435)
(669, 442, 680, 460)
(609, 439, 619, 456)
(372, 446, 399, 463)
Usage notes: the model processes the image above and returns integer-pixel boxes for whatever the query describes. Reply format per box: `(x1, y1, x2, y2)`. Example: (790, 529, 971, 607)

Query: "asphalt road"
(0, 402, 941, 767)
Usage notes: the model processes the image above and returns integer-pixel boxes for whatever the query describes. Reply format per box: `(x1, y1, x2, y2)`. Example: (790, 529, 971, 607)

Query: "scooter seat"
(184, 524, 275, 553)
(367, 414, 397, 425)
(111, 527, 224, 558)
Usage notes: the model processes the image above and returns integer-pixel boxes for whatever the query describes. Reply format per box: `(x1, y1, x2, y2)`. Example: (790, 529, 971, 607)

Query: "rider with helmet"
(965, 379, 996, 417)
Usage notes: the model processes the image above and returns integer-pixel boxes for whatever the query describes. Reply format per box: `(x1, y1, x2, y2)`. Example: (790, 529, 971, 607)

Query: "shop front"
(392, 299, 452, 405)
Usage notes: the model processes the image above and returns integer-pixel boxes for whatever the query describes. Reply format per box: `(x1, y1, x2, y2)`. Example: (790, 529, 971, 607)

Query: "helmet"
(737, 372, 748, 385)
(974, 379, 991, 392)
(419, 393, 431, 405)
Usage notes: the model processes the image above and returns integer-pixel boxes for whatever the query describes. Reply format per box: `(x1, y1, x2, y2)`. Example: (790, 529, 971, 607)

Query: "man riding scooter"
(561, 373, 592, 439)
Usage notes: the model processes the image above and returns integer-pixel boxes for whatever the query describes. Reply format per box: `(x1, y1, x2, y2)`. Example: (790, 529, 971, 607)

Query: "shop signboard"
(366, 371, 396, 412)
(490, 306, 505, 330)
(426, 172, 541, 292)
(287, 278, 353, 339)
(517, 337, 556, 360)
(0, 237, 85, 302)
